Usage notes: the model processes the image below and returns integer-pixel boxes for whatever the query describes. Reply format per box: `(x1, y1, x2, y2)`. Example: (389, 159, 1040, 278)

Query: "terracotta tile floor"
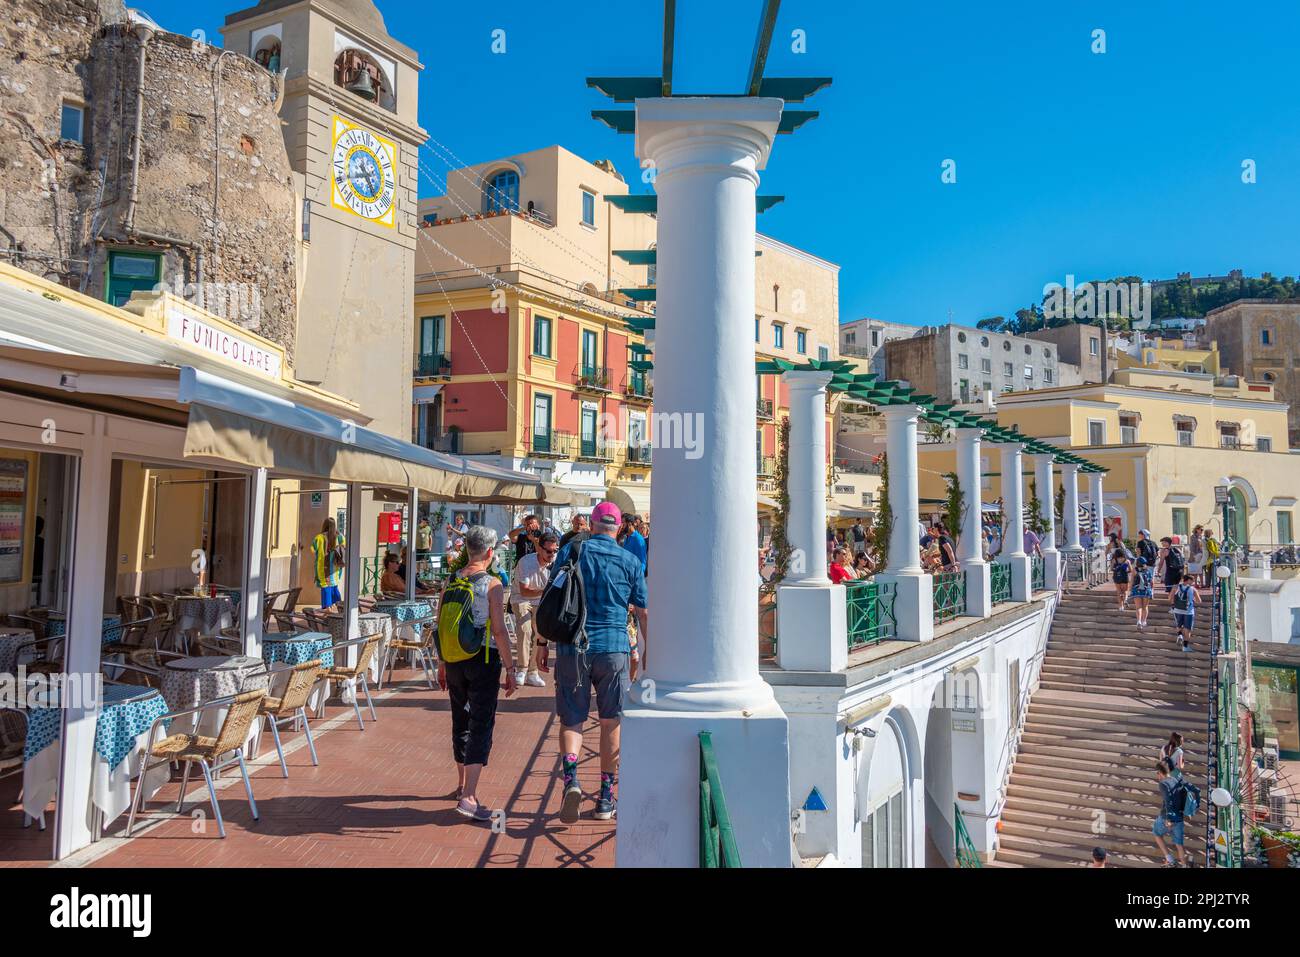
(0, 666, 615, 868)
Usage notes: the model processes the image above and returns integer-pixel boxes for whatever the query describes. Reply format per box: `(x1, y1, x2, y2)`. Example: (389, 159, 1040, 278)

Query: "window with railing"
(626, 443, 652, 465)
(757, 455, 776, 477)
(576, 365, 611, 391)
(625, 370, 651, 398)
(757, 397, 774, 419)
(932, 570, 968, 624)
(416, 352, 450, 377)
(991, 561, 1012, 604)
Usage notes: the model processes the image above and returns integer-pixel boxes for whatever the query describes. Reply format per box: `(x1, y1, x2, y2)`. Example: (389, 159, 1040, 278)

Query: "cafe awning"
(606, 482, 651, 517)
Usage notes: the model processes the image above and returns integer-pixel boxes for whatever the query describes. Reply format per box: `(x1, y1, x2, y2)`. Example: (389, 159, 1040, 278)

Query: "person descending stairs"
(993, 584, 1212, 867)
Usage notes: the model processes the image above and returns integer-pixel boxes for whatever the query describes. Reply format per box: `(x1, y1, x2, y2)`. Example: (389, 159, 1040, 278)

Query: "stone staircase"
(994, 586, 1212, 868)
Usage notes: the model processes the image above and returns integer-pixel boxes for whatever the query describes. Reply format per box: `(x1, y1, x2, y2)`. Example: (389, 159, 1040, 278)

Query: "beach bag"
(535, 539, 587, 646)
(437, 572, 491, 663)
(1179, 779, 1201, 818)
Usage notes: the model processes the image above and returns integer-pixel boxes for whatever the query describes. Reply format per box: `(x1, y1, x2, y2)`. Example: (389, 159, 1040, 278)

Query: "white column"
(1061, 462, 1082, 552)
(875, 404, 933, 642)
(405, 486, 418, 602)
(1089, 471, 1105, 542)
(999, 443, 1032, 601)
(55, 416, 111, 858)
(344, 483, 363, 638)
(1031, 453, 1061, 590)
(241, 467, 269, 658)
(777, 369, 847, 672)
(619, 97, 790, 868)
(955, 427, 990, 617)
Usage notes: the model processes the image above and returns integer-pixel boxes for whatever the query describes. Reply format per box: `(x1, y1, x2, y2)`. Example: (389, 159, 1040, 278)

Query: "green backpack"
(437, 572, 491, 663)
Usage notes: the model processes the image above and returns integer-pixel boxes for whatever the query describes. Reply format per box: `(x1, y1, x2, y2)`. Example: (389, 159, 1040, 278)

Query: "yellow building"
(1117, 336, 1223, 376)
(993, 367, 1296, 546)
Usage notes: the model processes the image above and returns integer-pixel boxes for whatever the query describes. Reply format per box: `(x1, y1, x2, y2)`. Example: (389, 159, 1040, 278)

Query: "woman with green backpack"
(435, 526, 517, 822)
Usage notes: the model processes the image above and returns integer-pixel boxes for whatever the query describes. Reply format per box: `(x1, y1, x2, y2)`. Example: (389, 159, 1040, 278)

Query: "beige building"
(1206, 299, 1300, 446)
(990, 368, 1296, 546)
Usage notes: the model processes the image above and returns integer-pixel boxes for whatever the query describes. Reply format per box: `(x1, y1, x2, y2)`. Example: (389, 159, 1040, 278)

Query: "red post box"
(378, 510, 402, 545)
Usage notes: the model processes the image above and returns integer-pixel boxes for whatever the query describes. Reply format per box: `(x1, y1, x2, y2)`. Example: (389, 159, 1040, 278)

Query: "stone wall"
(0, 0, 299, 359)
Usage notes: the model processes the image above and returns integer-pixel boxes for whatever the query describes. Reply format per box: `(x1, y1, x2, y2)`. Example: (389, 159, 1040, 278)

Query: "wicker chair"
(271, 609, 309, 634)
(257, 659, 323, 776)
(102, 614, 158, 657)
(380, 616, 437, 691)
(13, 637, 62, 676)
(126, 688, 266, 839)
(109, 648, 186, 690)
(195, 635, 241, 657)
(318, 634, 382, 731)
(4, 613, 46, 643)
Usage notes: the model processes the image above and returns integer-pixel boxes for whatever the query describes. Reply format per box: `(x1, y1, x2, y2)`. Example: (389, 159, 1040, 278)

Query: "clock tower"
(223, 0, 425, 438)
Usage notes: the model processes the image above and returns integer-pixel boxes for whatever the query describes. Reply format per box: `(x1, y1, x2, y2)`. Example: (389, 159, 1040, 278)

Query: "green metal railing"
(1030, 554, 1045, 591)
(954, 804, 982, 868)
(990, 561, 1012, 604)
(699, 731, 742, 868)
(932, 570, 968, 624)
(415, 352, 451, 377)
(846, 579, 896, 648)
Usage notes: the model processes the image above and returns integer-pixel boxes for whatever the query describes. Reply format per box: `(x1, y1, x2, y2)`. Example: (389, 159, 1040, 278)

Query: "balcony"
(426, 431, 461, 454)
(756, 397, 774, 421)
(576, 436, 615, 463)
(415, 352, 451, 378)
(525, 428, 575, 459)
(757, 455, 776, 478)
(623, 374, 653, 404)
(626, 442, 652, 465)
(575, 365, 613, 394)
(1219, 434, 1242, 450)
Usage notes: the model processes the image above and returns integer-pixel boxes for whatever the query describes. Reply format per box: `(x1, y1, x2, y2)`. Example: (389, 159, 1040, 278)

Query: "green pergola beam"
(612, 249, 657, 265)
(746, 0, 782, 96)
(605, 194, 784, 214)
(619, 287, 657, 302)
(629, 359, 654, 372)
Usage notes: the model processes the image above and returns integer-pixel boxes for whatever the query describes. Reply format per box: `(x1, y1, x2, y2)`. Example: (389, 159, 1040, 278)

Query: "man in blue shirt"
(553, 501, 648, 823)
(620, 512, 648, 572)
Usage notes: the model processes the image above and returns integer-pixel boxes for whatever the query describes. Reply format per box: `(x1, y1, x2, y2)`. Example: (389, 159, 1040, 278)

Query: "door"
(106, 251, 161, 307)
(580, 405, 598, 457)
(532, 393, 552, 453)
(1227, 487, 1249, 549)
(581, 329, 598, 377)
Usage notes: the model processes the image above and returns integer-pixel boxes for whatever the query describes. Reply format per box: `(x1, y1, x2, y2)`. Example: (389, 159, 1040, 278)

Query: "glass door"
(532, 394, 551, 453)
(580, 406, 598, 458)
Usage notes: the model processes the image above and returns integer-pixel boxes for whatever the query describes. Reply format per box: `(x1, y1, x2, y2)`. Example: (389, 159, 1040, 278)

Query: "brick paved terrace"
(0, 666, 615, 868)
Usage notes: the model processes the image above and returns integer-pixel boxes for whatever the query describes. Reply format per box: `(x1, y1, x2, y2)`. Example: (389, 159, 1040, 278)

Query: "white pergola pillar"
(998, 443, 1032, 601)
(955, 427, 990, 617)
(241, 467, 269, 658)
(777, 369, 847, 672)
(1030, 453, 1061, 590)
(875, 403, 933, 642)
(1061, 462, 1083, 553)
(1088, 470, 1106, 544)
(619, 97, 790, 868)
(55, 416, 111, 858)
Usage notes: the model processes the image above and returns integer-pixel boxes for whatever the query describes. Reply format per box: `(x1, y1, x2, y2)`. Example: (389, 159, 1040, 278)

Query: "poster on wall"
(0, 458, 28, 584)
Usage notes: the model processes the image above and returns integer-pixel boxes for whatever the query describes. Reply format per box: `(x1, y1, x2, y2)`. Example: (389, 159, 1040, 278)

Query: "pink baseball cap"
(591, 501, 622, 529)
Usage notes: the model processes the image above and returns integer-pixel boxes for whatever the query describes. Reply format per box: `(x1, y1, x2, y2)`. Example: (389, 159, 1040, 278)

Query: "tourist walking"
(1152, 759, 1188, 867)
(551, 501, 648, 823)
(311, 517, 346, 611)
(1135, 528, 1158, 568)
(510, 529, 558, 687)
(1110, 548, 1132, 611)
(1157, 536, 1184, 596)
(1170, 574, 1199, 651)
(1023, 525, 1042, 558)
(1187, 525, 1206, 585)
(1203, 530, 1220, 586)
(1130, 557, 1154, 628)
(1091, 846, 1107, 868)
(850, 518, 867, 557)
(619, 513, 648, 573)
(1161, 732, 1186, 779)
(435, 526, 517, 822)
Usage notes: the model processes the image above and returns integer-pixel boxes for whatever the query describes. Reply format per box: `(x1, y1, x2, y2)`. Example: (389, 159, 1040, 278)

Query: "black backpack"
(535, 539, 587, 646)
(1166, 546, 1184, 577)
(1138, 539, 1158, 565)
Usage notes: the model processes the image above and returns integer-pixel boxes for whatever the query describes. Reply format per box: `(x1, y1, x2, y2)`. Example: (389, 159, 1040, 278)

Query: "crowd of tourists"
(1105, 526, 1214, 650)
(424, 503, 649, 824)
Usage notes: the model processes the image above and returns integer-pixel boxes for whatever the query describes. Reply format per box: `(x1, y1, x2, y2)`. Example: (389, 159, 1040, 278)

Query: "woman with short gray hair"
(437, 525, 517, 821)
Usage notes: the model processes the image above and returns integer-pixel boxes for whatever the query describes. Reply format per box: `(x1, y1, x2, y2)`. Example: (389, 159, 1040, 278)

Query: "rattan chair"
(126, 688, 266, 839)
(195, 635, 241, 657)
(379, 616, 437, 690)
(12, 637, 62, 675)
(102, 614, 160, 657)
(271, 609, 308, 634)
(4, 613, 46, 643)
(257, 659, 323, 776)
(318, 634, 382, 731)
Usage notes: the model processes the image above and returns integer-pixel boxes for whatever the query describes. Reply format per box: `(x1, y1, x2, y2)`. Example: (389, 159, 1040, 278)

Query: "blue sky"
(146, 0, 1300, 326)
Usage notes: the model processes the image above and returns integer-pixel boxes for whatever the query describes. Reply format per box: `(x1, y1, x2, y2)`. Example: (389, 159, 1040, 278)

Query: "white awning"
(607, 482, 651, 517)
(412, 384, 443, 404)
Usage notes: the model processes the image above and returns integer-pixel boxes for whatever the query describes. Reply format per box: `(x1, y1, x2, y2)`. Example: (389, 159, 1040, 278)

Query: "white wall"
(1242, 578, 1300, 645)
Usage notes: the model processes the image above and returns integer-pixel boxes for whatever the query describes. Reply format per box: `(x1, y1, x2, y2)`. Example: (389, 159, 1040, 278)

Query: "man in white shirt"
(510, 529, 558, 687)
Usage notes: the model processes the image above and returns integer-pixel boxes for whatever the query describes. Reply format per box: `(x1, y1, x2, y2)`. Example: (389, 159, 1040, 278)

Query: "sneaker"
(455, 798, 494, 823)
(525, 672, 546, 687)
(514, 670, 527, 685)
(593, 794, 617, 820)
(560, 781, 582, 824)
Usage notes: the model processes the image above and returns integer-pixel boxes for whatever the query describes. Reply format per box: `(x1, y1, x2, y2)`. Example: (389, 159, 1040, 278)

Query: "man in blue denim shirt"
(553, 501, 648, 823)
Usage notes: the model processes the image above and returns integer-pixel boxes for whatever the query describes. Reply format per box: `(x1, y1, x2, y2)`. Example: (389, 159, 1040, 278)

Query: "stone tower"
(223, 0, 425, 438)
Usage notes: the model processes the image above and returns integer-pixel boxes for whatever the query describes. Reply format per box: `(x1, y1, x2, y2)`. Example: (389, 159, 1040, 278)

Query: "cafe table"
(44, 613, 124, 646)
(262, 632, 334, 710)
(22, 682, 170, 832)
(161, 654, 269, 753)
(171, 594, 236, 641)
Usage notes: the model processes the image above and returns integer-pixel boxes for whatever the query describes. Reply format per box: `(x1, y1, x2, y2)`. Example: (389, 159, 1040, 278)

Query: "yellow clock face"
(330, 117, 397, 226)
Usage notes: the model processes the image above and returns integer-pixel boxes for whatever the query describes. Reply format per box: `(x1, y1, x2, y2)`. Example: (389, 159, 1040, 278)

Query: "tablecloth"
(44, 614, 123, 646)
(22, 684, 169, 826)
(0, 627, 35, 674)
(171, 595, 235, 640)
(161, 655, 268, 754)
(262, 632, 335, 669)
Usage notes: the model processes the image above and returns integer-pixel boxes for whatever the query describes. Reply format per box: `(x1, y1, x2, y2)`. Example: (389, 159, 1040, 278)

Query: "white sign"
(1214, 486, 1230, 505)
(166, 308, 282, 379)
(310, 491, 323, 508)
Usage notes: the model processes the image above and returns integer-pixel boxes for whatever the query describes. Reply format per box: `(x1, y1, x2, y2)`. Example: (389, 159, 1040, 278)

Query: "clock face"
(330, 117, 397, 226)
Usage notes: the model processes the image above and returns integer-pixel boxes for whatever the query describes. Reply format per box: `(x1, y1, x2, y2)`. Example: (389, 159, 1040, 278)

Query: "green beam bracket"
(619, 287, 657, 302)
(612, 249, 657, 265)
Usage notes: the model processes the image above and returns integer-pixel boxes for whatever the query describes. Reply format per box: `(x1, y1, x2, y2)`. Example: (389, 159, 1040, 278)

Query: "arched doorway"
(1227, 487, 1249, 549)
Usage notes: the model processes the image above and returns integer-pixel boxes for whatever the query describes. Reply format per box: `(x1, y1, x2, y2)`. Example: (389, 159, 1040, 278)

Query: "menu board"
(0, 458, 27, 583)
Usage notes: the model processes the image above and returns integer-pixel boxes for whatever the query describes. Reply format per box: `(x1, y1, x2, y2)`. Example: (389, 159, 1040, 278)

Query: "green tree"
(942, 471, 965, 545)
(1026, 479, 1048, 536)
(769, 416, 793, 582)
(870, 453, 892, 569)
